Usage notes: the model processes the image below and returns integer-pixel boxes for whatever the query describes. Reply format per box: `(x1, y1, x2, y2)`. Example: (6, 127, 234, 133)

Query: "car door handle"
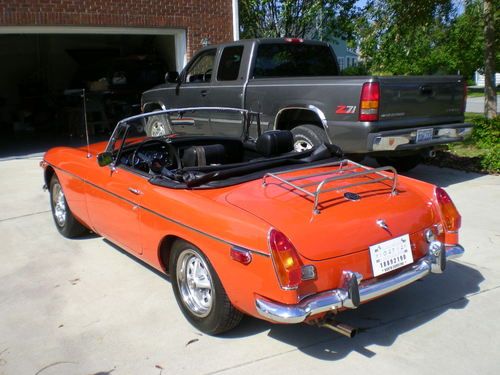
(128, 187, 142, 195)
(200, 90, 208, 97)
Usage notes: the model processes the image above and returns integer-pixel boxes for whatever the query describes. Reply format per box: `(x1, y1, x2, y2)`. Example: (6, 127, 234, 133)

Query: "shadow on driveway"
(227, 261, 483, 361)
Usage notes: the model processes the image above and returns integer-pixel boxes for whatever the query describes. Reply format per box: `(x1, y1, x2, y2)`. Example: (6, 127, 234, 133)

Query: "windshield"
(106, 108, 253, 152)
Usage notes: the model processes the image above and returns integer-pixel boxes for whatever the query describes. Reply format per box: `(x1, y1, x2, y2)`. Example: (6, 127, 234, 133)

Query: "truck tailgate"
(378, 76, 465, 127)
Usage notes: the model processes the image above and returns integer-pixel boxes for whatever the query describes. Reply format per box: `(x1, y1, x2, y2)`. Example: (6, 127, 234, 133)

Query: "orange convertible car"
(41, 108, 464, 336)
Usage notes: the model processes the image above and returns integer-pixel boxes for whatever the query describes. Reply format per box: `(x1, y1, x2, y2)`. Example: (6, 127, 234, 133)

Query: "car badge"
(376, 219, 392, 234)
(344, 192, 360, 201)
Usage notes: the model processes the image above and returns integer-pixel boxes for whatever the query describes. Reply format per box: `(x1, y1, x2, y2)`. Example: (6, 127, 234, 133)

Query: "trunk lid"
(225, 164, 435, 261)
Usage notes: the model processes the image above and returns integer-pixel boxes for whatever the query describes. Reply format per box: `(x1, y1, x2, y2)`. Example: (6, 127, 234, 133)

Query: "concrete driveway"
(0, 157, 499, 375)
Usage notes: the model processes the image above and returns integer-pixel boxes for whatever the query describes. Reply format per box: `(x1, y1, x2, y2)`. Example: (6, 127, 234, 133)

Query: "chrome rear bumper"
(255, 244, 464, 324)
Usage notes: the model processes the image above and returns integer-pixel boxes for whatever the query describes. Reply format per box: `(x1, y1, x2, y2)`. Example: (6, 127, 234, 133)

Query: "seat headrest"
(256, 130, 294, 157)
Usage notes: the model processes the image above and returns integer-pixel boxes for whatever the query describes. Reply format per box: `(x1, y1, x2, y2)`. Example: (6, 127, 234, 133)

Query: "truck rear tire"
(375, 155, 422, 172)
(291, 125, 328, 152)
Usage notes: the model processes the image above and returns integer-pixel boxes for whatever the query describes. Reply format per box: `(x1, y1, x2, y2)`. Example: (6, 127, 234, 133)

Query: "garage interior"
(0, 31, 177, 158)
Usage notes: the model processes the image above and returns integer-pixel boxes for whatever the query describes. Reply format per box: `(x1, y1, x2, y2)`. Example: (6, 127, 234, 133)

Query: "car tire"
(170, 240, 243, 335)
(291, 124, 328, 152)
(375, 154, 422, 172)
(145, 114, 168, 137)
(49, 174, 88, 238)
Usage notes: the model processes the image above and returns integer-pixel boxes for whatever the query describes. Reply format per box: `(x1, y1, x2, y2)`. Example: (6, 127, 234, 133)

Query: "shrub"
(481, 144, 500, 173)
(471, 116, 500, 149)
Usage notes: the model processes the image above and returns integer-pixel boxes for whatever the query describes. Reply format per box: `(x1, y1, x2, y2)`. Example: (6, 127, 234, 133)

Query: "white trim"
(0, 25, 188, 72)
(232, 0, 239, 41)
(174, 31, 187, 71)
(0, 25, 183, 35)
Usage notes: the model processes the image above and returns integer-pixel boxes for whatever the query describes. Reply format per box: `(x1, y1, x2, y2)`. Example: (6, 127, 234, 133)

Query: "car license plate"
(416, 128, 433, 143)
(369, 234, 413, 277)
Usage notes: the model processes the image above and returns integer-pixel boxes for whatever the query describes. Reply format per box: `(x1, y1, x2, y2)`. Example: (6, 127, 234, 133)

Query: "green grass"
(447, 142, 487, 158)
(467, 91, 487, 98)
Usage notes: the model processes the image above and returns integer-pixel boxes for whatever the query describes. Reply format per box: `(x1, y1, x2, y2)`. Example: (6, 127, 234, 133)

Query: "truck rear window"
(253, 44, 338, 78)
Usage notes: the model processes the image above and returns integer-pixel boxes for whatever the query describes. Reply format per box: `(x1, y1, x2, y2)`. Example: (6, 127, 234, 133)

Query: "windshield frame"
(105, 107, 261, 154)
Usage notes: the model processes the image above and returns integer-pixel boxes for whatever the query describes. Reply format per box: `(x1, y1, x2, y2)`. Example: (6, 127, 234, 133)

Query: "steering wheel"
(203, 68, 213, 82)
(131, 139, 169, 172)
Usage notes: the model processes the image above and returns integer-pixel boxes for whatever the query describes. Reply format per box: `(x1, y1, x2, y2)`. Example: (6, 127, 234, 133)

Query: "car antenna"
(81, 88, 91, 158)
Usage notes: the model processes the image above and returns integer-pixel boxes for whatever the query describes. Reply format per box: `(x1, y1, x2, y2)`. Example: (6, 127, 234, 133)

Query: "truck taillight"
(268, 229, 303, 290)
(284, 38, 304, 43)
(462, 80, 467, 112)
(435, 187, 461, 232)
(359, 82, 380, 122)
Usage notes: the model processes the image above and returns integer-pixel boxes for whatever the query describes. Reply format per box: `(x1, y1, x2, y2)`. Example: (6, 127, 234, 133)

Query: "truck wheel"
(291, 125, 328, 152)
(49, 174, 88, 238)
(170, 240, 243, 335)
(145, 114, 168, 137)
(375, 155, 422, 172)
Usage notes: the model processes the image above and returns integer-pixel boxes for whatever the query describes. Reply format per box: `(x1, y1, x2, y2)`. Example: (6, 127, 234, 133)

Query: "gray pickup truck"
(141, 38, 472, 171)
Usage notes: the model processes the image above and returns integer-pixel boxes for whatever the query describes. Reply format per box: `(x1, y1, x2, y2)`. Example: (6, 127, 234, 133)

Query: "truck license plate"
(416, 128, 433, 143)
(369, 234, 413, 277)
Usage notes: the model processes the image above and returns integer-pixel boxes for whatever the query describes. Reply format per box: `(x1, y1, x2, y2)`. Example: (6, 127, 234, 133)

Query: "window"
(185, 49, 216, 83)
(337, 57, 345, 71)
(253, 43, 338, 78)
(217, 46, 244, 81)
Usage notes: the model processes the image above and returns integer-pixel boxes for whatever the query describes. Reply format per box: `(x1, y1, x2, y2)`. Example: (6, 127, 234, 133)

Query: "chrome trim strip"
(255, 244, 464, 323)
(47, 163, 270, 258)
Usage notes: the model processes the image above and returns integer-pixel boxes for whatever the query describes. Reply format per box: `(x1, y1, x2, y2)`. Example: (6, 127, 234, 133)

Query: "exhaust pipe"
(315, 320, 358, 338)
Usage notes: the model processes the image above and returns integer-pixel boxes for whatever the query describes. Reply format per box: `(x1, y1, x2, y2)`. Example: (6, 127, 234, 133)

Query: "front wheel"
(291, 124, 328, 152)
(169, 240, 243, 335)
(145, 114, 168, 137)
(49, 174, 87, 238)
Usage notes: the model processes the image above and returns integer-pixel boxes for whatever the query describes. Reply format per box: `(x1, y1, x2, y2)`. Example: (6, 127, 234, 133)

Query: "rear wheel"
(169, 240, 243, 335)
(375, 154, 422, 172)
(49, 174, 87, 238)
(291, 124, 328, 152)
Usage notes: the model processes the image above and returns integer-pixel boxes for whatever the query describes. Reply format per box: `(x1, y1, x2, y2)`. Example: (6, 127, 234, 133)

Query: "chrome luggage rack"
(262, 160, 398, 214)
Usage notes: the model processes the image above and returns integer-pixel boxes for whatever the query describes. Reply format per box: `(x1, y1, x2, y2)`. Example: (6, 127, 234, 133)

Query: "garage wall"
(0, 0, 234, 58)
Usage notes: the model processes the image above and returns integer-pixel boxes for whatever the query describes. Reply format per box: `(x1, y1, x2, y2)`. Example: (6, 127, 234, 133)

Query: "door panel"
(85, 166, 146, 255)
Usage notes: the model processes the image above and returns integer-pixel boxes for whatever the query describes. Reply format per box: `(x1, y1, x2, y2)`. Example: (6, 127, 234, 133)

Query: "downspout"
(232, 0, 239, 41)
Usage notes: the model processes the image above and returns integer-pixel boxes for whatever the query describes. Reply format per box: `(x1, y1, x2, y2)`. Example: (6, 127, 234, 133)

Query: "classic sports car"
(41, 108, 464, 336)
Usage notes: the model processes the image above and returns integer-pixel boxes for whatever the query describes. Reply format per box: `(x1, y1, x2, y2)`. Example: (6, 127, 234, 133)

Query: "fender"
(273, 105, 333, 144)
(142, 101, 167, 113)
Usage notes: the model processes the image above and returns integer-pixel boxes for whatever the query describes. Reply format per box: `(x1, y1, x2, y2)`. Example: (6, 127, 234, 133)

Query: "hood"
(225, 171, 435, 261)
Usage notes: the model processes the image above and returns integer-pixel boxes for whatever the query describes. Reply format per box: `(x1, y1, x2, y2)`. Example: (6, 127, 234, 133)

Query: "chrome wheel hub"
(177, 249, 213, 317)
(52, 183, 67, 227)
(294, 139, 313, 152)
(150, 120, 167, 137)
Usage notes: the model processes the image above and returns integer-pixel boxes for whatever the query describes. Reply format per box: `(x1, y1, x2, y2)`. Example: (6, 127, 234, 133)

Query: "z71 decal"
(336, 105, 357, 114)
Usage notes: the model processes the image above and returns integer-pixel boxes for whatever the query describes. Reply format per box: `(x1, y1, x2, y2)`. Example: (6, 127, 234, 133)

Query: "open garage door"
(0, 26, 186, 159)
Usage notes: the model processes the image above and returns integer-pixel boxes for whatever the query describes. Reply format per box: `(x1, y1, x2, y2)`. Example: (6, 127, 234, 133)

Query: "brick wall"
(0, 0, 234, 58)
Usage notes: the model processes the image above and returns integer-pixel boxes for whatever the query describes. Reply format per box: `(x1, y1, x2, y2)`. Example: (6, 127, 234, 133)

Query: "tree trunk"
(483, 0, 497, 118)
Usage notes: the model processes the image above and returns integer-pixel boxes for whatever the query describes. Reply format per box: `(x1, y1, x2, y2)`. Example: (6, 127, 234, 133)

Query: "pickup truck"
(141, 38, 472, 171)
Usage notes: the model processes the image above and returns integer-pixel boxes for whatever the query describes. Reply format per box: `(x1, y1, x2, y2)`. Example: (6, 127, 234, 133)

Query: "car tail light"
(268, 229, 303, 290)
(435, 187, 461, 232)
(359, 82, 380, 121)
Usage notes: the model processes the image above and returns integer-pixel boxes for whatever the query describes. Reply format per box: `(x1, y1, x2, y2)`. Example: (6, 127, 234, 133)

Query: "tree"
(356, 0, 497, 118)
(239, 0, 357, 40)
(483, 0, 497, 118)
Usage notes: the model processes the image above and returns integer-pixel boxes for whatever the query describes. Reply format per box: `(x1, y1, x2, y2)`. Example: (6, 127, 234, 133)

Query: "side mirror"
(97, 152, 114, 167)
(165, 71, 179, 83)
